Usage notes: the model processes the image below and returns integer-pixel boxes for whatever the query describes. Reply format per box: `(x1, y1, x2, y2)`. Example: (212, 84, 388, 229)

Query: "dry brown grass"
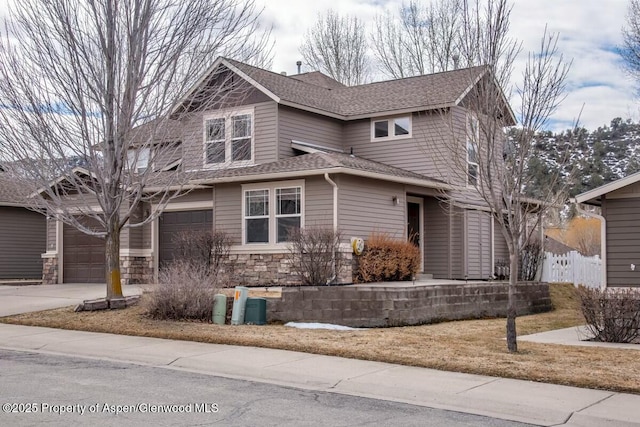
(1, 283, 638, 394)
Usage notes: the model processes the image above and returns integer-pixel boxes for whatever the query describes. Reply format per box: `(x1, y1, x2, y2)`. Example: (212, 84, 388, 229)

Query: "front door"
(407, 196, 424, 272)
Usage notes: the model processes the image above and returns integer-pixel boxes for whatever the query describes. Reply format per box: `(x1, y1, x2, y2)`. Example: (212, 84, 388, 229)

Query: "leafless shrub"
(577, 286, 640, 343)
(287, 227, 342, 286)
(145, 261, 218, 321)
(172, 230, 231, 276)
(519, 240, 543, 281)
(355, 232, 421, 283)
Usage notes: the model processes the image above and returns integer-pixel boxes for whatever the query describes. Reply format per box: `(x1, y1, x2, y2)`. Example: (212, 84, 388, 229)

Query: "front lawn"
(1, 283, 638, 394)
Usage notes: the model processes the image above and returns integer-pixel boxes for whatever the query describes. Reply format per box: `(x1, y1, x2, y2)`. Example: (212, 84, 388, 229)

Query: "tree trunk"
(105, 216, 123, 300)
(506, 252, 518, 352)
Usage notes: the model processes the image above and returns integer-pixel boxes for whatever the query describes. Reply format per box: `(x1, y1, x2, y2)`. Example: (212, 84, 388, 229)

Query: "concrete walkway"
(0, 323, 638, 427)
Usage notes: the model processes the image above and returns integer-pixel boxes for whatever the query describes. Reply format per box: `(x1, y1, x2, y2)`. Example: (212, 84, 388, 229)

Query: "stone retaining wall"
(267, 282, 551, 327)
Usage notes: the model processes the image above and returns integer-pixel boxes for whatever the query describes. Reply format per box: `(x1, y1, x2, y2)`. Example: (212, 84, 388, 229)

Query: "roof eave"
(574, 170, 640, 205)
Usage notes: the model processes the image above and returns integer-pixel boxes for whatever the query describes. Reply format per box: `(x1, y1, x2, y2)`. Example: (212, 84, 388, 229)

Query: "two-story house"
(42, 57, 513, 285)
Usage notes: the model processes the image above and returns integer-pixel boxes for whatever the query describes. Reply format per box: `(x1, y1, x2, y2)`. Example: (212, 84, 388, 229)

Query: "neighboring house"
(42, 57, 514, 285)
(575, 171, 640, 288)
(544, 234, 575, 256)
(0, 172, 46, 280)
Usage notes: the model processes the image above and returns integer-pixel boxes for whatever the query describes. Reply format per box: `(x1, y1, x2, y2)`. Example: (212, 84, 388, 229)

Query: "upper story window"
(204, 108, 253, 166)
(371, 115, 412, 141)
(243, 181, 304, 245)
(127, 147, 150, 174)
(467, 114, 479, 186)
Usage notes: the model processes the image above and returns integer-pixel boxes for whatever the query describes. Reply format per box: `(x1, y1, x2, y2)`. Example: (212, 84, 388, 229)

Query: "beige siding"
(179, 100, 278, 170)
(126, 203, 144, 250)
(336, 175, 405, 240)
(603, 196, 640, 287)
(450, 206, 465, 279)
(424, 197, 451, 278)
(214, 184, 242, 244)
(304, 176, 333, 228)
(278, 106, 344, 158)
(343, 110, 465, 184)
(466, 210, 491, 279)
(46, 216, 57, 251)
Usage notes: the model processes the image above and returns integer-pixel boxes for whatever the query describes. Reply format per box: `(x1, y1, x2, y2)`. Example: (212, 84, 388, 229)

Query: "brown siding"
(424, 197, 451, 278)
(604, 197, 640, 287)
(255, 101, 278, 163)
(336, 175, 405, 240)
(0, 207, 46, 279)
(126, 203, 145, 250)
(278, 106, 344, 158)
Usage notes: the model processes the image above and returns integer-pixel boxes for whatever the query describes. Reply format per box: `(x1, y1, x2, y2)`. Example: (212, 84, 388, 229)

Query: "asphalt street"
(0, 349, 534, 427)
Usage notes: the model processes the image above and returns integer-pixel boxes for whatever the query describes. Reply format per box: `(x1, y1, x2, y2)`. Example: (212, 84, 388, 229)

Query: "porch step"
(415, 273, 433, 281)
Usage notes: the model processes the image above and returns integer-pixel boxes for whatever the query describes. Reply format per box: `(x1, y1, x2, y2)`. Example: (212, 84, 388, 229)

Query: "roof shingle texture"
(226, 58, 486, 118)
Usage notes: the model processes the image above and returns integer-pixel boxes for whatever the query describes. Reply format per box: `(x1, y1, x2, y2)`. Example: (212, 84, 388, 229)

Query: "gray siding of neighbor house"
(603, 196, 640, 287)
(179, 100, 277, 171)
(450, 206, 465, 279)
(342, 108, 467, 186)
(336, 175, 406, 240)
(424, 197, 451, 278)
(278, 106, 344, 158)
(0, 206, 46, 279)
(126, 203, 145, 250)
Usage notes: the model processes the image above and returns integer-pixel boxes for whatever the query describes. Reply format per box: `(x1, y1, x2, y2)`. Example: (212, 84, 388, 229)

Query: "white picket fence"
(541, 251, 602, 288)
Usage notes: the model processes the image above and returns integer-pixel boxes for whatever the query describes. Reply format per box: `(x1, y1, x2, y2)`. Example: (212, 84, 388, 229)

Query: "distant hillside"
(522, 117, 640, 198)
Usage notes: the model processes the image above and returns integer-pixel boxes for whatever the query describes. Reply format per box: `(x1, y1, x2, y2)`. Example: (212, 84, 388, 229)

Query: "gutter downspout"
(324, 173, 338, 284)
(574, 199, 607, 289)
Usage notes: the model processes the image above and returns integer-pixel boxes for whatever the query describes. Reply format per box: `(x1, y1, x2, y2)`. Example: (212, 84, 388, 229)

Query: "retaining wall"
(266, 281, 551, 327)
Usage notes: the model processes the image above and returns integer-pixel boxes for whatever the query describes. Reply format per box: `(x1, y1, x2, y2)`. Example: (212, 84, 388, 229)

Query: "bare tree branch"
(299, 10, 370, 86)
(0, 0, 271, 299)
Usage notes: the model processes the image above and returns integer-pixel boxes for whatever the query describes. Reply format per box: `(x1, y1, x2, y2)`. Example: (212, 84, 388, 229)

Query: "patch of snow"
(284, 322, 363, 331)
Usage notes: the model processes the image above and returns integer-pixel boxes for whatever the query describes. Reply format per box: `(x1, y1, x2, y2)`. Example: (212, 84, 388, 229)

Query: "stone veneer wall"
(266, 282, 552, 327)
(120, 256, 153, 284)
(220, 251, 353, 287)
(42, 257, 59, 284)
(41, 255, 153, 285)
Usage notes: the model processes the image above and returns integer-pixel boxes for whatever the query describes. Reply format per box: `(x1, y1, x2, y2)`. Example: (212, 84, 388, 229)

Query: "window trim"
(370, 114, 412, 142)
(203, 107, 254, 168)
(466, 114, 480, 187)
(241, 180, 305, 247)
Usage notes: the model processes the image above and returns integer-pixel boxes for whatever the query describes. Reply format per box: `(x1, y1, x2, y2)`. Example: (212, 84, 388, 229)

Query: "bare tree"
(0, 0, 271, 300)
(622, 0, 640, 89)
(371, 0, 462, 78)
(299, 10, 370, 86)
(425, 0, 575, 352)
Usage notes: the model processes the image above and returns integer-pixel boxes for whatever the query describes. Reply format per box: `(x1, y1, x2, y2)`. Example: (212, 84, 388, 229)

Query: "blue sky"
(1, 0, 635, 133)
(257, 0, 637, 133)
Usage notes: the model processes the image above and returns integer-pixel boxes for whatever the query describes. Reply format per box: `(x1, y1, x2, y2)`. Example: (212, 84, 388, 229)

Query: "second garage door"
(63, 223, 105, 283)
(159, 210, 213, 268)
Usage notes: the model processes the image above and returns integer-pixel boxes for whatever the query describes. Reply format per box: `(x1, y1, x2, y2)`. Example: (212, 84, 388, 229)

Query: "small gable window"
(371, 115, 412, 141)
(204, 108, 253, 166)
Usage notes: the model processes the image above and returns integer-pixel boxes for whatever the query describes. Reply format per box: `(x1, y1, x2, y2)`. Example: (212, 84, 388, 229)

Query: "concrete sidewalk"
(0, 283, 142, 317)
(0, 323, 638, 427)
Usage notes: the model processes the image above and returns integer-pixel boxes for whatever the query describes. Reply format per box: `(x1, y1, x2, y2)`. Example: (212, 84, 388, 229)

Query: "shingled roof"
(179, 57, 491, 120)
(0, 173, 32, 206)
(145, 152, 452, 191)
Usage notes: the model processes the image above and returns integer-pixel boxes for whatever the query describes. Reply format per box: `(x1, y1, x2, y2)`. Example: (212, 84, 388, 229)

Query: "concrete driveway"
(0, 283, 143, 317)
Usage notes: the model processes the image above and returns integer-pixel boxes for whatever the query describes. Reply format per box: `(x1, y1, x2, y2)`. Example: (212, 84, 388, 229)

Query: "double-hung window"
(467, 114, 480, 186)
(243, 181, 303, 245)
(204, 108, 253, 166)
(371, 115, 412, 141)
